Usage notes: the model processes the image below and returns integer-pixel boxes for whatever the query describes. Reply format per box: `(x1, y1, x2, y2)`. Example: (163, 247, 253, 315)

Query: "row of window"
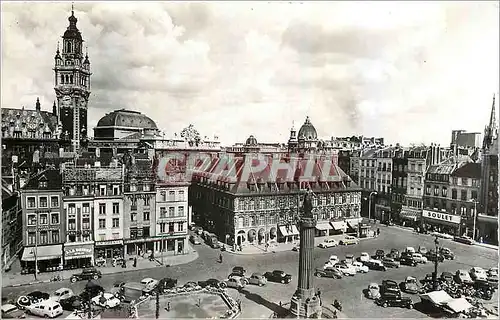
(424, 199, 476, 216)
(158, 206, 185, 218)
(407, 199, 422, 209)
(27, 230, 59, 245)
(158, 222, 184, 233)
(27, 213, 59, 225)
(98, 218, 121, 229)
(26, 196, 59, 209)
(425, 175, 479, 187)
(425, 186, 478, 201)
(130, 211, 150, 222)
(130, 197, 151, 208)
(98, 203, 120, 215)
(158, 190, 185, 202)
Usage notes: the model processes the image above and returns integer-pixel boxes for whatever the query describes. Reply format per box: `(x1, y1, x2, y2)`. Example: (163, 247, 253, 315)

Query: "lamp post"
(368, 192, 377, 223)
(469, 199, 478, 241)
(432, 236, 439, 291)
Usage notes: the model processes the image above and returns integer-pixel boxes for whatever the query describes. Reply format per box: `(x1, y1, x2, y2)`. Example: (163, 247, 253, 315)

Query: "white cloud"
(1, 2, 498, 146)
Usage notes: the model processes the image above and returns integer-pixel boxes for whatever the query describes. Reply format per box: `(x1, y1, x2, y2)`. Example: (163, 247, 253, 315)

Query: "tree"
(180, 124, 201, 146)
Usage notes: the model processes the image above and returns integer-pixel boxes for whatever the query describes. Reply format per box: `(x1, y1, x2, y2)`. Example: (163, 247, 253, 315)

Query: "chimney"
(36, 97, 41, 112)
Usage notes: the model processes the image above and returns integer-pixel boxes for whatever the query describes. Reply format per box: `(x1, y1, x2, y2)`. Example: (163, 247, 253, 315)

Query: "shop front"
(95, 240, 124, 262)
(315, 221, 332, 237)
(63, 243, 94, 269)
(125, 238, 156, 257)
(399, 206, 421, 228)
(329, 220, 347, 235)
(21, 245, 63, 273)
(154, 233, 188, 255)
(346, 217, 363, 235)
(278, 225, 299, 243)
(422, 209, 461, 236)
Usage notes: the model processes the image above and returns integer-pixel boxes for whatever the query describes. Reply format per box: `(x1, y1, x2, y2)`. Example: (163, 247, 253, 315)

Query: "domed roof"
(63, 11, 82, 41)
(245, 135, 258, 146)
(96, 109, 158, 130)
(298, 116, 317, 140)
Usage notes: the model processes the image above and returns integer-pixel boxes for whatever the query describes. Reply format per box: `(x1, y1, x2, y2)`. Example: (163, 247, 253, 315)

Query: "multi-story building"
(478, 95, 498, 244)
(374, 147, 394, 222)
(349, 150, 361, 185)
(123, 153, 157, 256)
(422, 156, 470, 235)
(448, 163, 481, 237)
(399, 147, 428, 226)
(391, 149, 408, 224)
(337, 150, 351, 178)
(2, 187, 23, 271)
(358, 149, 377, 218)
(20, 169, 64, 273)
(190, 155, 362, 247)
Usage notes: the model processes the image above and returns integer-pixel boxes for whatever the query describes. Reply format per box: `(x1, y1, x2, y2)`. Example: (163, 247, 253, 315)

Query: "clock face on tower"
(61, 95, 72, 108)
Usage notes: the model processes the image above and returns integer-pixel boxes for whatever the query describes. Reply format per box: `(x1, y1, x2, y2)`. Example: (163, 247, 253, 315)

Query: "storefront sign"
(124, 238, 158, 244)
(65, 247, 92, 258)
(423, 210, 461, 224)
(95, 240, 123, 246)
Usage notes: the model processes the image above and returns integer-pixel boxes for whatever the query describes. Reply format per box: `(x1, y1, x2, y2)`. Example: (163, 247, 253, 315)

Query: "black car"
(387, 249, 400, 260)
(399, 256, 418, 267)
(439, 248, 455, 260)
(263, 270, 292, 284)
(314, 268, 342, 279)
(426, 250, 445, 262)
(158, 278, 178, 291)
(59, 296, 83, 311)
(454, 236, 474, 245)
(70, 267, 102, 283)
(374, 250, 385, 260)
(376, 296, 413, 309)
(420, 274, 434, 285)
(26, 291, 50, 301)
(381, 280, 401, 296)
(364, 260, 387, 271)
(440, 272, 454, 283)
(232, 266, 246, 277)
(198, 278, 225, 288)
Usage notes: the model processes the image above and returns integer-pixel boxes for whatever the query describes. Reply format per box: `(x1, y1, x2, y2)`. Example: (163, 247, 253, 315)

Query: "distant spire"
(57, 41, 60, 54)
(71, 2, 74, 15)
(489, 94, 497, 132)
(36, 97, 41, 111)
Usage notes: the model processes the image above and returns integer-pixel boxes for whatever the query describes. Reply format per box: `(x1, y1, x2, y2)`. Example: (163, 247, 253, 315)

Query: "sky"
(1, 1, 499, 146)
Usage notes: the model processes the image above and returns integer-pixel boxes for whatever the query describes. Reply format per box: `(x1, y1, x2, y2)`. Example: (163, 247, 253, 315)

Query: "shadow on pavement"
(413, 301, 448, 318)
(239, 288, 288, 315)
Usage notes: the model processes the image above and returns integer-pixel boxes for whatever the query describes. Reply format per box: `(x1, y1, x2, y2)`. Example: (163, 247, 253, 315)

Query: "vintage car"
(366, 283, 381, 300)
(70, 267, 102, 283)
(401, 276, 420, 294)
(455, 270, 474, 284)
(358, 252, 370, 262)
(335, 264, 357, 276)
(223, 276, 247, 289)
(470, 267, 488, 281)
(198, 278, 226, 288)
(315, 268, 342, 279)
(263, 270, 292, 284)
(231, 266, 247, 277)
(352, 261, 369, 273)
(248, 273, 267, 286)
(364, 259, 387, 271)
(439, 247, 455, 260)
(381, 280, 401, 296)
(382, 258, 400, 268)
(1, 304, 26, 319)
(454, 236, 474, 245)
(91, 293, 121, 309)
(412, 253, 428, 264)
(318, 238, 338, 248)
(376, 296, 413, 309)
(339, 236, 359, 246)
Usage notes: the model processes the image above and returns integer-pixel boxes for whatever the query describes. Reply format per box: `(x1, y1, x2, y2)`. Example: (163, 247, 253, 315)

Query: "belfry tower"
(54, 5, 91, 152)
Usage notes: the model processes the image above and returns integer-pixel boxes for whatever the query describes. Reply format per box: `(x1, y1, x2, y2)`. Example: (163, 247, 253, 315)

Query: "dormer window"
(39, 181, 47, 188)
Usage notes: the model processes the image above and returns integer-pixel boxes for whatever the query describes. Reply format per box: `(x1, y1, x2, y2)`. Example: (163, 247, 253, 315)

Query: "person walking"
(219, 253, 223, 263)
(133, 257, 137, 268)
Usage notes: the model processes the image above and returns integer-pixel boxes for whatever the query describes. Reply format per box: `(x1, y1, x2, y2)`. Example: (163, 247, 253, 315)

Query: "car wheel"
(259, 283, 263, 287)
(219, 283, 227, 289)
(70, 277, 77, 283)
(408, 304, 413, 309)
(44, 315, 49, 318)
(382, 302, 388, 308)
(316, 273, 321, 278)
(281, 279, 285, 284)
(93, 275, 99, 280)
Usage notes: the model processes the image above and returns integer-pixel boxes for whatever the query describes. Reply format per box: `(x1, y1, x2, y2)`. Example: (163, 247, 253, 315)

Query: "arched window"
(66, 41, 72, 53)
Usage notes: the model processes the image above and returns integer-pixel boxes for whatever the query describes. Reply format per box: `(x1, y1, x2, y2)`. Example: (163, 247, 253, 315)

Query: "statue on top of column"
(302, 188, 314, 217)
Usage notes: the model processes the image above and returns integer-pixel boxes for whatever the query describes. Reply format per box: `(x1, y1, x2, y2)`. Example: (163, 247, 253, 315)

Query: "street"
(2, 225, 498, 318)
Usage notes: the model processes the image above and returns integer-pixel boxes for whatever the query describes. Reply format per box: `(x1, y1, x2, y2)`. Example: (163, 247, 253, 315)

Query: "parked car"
(374, 250, 385, 260)
(381, 280, 401, 296)
(158, 278, 178, 292)
(318, 238, 338, 248)
(26, 291, 50, 303)
(454, 236, 474, 245)
(455, 270, 474, 284)
(340, 236, 359, 246)
(440, 272, 454, 284)
(1, 304, 26, 319)
(315, 268, 342, 279)
(91, 293, 121, 309)
(328, 255, 339, 265)
(335, 264, 357, 276)
(189, 235, 202, 245)
(352, 261, 369, 273)
(364, 259, 387, 271)
(412, 253, 428, 264)
(387, 249, 400, 260)
(231, 266, 246, 277)
(51, 288, 74, 302)
(382, 258, 400, 268)
(25, 300, 63, 318)
(140, 278, 159, 291)
(399, 256, 418, 267)
(224, 276, 247, 289)
(426, 250, 444, 262)
(470, 267, 488, 281)
(401, 276, 420, 294)
(418, 246, 428, 255)
(263, 270, 292, 284)
(70, 267, 102, 283)
(487, 268, 499, 284)
(59, 296, 82, 312)
(420, 274, 434, 285)
(404, 247, 416, 254)
(358, 252, 370, 262)
(366, 283, 381, 299)
(345, 254, 355, 265)
(198, 278, 225, 288)
(376, 296, 413, 309)
(439, 247, 455, 260)
(248, 273, 267, 286)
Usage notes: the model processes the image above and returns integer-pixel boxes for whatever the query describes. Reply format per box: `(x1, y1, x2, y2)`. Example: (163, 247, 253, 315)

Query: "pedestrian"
(377, 228, 380, 236)
(133, 257, 137, 268)
(279, 301, 282, 307)
(167, 301, 171, 312)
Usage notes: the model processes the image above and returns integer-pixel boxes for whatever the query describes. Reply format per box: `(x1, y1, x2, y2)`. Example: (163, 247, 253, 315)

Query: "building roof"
(360, 148, 378, 159)
(23, 169, 62, 191)
(298, 116, 318, 140)
(96, 109, 157, 130)
(192, 155, 359, 196)
(245, 135, 258, 146)
(1, 107, 58, 139)
(427, 155, 472, 175)
(451, 162, 481, 178)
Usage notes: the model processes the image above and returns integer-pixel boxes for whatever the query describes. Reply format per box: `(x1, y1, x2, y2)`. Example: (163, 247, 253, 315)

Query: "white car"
(52, 288, 74, 302)
(335, 264, 356, 276)
(25, 300, 63, 318)
(359, 252, 370, 262)
(488, 267, 498, 277)
(405, 247, 416, 254)
(352, 261, 369, 273)
(91, 293, 121, 309)
(141, 278, 159, 290)
(339, 236, 359, 246)
(455, 270, 474, 284)
(328, 255, 339, 264)
(412, 253, 428, 264)
(470, 267, 488, 281)
(318, 238, 338, 248)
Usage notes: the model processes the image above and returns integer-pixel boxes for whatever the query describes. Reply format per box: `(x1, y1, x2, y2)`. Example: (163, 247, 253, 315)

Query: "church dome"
(245, 135, 258, 146)
(298, 116, 317, 140)
(96, 109, 158, 130)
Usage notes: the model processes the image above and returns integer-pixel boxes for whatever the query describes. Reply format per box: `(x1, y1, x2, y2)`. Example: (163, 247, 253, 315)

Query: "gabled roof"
(23, 169, 62, 191)
(451, 162, 481, 178)
(1, 108, 58, 139)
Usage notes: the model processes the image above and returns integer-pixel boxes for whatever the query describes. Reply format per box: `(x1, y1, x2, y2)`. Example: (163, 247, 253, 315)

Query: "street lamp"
(368, 192, 377, 223)
(432, 236, 440, 291)
(469, 199, 478, 241)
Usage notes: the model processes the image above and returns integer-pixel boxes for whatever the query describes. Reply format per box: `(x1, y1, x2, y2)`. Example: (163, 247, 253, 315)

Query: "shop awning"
(400, 207, 420, 221)
(346, 218, 363, 229)
(445, 298, 473, 313)
(330, 221, 347, 231)
(22, 245, 62, 262)
(290, 225, 300, 236)
(316, 222, 332, 231)
(279, 226, 289, 236)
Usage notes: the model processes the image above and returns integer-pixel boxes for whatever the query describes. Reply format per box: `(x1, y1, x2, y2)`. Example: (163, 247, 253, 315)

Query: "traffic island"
(270, 302, 344, 319)
(135, 287, 240, 319)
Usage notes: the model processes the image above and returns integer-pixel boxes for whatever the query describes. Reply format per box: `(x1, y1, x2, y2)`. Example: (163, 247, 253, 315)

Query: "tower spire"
(71, 2, 74, 16)
(489, 94, 497, 132)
